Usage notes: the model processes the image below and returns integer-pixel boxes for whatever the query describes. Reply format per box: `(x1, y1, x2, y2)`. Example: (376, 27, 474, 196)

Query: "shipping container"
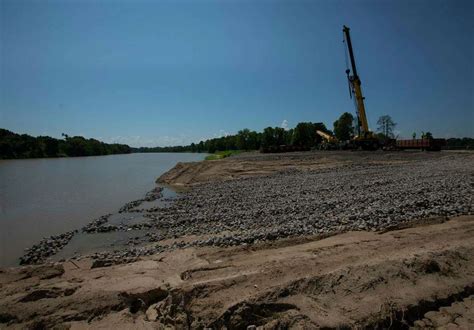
(395, 138, 446, 151)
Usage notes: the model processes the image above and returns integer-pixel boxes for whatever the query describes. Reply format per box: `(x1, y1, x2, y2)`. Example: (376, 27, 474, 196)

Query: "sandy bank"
(157, 150, 456, 188)
(1, 216, 473, 328)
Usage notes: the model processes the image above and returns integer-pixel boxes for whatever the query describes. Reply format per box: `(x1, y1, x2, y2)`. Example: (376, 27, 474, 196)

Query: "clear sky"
(1, 0, 473, 147)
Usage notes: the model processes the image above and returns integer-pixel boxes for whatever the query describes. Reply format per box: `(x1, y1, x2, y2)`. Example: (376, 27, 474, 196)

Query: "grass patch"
(205, 150, 242, 160)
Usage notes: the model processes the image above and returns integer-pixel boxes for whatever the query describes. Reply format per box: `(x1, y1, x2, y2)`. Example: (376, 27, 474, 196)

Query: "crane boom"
(316, 130, 337, 143)
(343, 25, 370, 136)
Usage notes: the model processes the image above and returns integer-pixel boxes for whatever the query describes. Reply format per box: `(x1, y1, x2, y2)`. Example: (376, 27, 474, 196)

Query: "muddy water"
(0, 153, 206, 266)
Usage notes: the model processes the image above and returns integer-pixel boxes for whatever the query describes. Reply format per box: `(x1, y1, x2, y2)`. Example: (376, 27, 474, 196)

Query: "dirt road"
(1, 215, 473, 328)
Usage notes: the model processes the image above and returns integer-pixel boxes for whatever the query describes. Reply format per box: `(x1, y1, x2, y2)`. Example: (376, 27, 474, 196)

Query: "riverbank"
(19, 151, 472, 266)
(1, 215, 473, 328)
(0, 153, 207, 267)
(1, 150, 473, 328)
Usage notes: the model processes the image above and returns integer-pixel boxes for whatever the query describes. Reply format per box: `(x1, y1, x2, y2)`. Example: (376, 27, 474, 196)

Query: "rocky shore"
(19, 231, 77, 265)
(18, 151, 474, 267)
(119, 186, 164, 213)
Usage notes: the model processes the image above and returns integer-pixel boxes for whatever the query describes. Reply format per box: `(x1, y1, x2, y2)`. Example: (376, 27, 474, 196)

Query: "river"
(0, 153, 206, 267)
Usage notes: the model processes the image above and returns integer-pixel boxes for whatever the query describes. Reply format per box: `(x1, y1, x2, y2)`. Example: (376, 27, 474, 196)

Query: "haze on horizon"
(1, 0, 473, 147)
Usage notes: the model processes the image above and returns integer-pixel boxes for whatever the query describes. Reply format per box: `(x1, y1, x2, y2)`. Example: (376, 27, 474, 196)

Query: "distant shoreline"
(0, 128, 131, 160)
(0, 150, 205, 161)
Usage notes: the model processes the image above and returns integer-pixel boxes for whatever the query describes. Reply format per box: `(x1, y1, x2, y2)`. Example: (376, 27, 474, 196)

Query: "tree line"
(2, 114, 472, 159)
(135, 113, 386, 153)
(134, 122, 333, 154)
(136, 113, 474, 153)
(0, 129, 131, 159)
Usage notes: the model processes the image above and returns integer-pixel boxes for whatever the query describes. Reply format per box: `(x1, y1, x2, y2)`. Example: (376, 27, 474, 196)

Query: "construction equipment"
(316, 130, 339, 150)
(316, 130, 338, 144)
(343, 25, 380, 150)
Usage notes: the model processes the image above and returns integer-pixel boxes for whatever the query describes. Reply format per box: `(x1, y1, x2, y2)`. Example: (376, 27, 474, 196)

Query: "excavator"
(342, 25, 380, 150)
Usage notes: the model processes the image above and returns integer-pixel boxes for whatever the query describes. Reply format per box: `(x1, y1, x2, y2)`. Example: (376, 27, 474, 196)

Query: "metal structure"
(313, 26, 445, 152)
(396, 138, 446, 151)
(316, 130, 338, 144)
(315, 130, 339, 150)
(343, 25, 379, 150)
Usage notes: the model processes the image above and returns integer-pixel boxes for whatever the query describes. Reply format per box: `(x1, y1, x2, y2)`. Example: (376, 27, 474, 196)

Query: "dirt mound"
(156, 151, 352, 187)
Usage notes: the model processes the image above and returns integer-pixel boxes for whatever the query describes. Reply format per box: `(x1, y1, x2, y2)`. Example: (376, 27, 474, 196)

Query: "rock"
(424, 310, 453, 327)
(19, 289, 61, 302)
(91, 259, 114, 269)
(26, 264, 64, 280)
(19, 231, 76, 265)
(412, 320, 426, 328)
(145, 303, 159, 321)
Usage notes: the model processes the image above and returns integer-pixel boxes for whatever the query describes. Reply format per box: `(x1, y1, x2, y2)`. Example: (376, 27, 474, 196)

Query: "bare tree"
(377, 115, 396, 138)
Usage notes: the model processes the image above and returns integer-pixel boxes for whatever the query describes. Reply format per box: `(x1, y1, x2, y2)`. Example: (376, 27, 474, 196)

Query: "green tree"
(197, 141, 205, 152)
(377, 115, 397, 138)
(274, 127, 287, 146)
(284, 128, 294, 145)
(39, 136, 59, 157)
(292, 122, 314, 148)
(261, 127, 276, 148)
(333, 112, 354, 141)
(236, 129, 251, 150)
(247, 131, 261, 150)
(0, 129, 130, 159)
(292, 122, 328, 148)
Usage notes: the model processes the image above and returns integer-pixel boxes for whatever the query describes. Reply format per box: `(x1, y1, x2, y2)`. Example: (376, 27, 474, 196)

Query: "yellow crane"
(316, 130, 337, 143)
(316, 130, 339, 150)
(343, 25, 380, 150)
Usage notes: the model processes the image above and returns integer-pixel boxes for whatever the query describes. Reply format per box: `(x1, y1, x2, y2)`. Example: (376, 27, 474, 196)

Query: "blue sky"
(1, 0, 473, 147)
